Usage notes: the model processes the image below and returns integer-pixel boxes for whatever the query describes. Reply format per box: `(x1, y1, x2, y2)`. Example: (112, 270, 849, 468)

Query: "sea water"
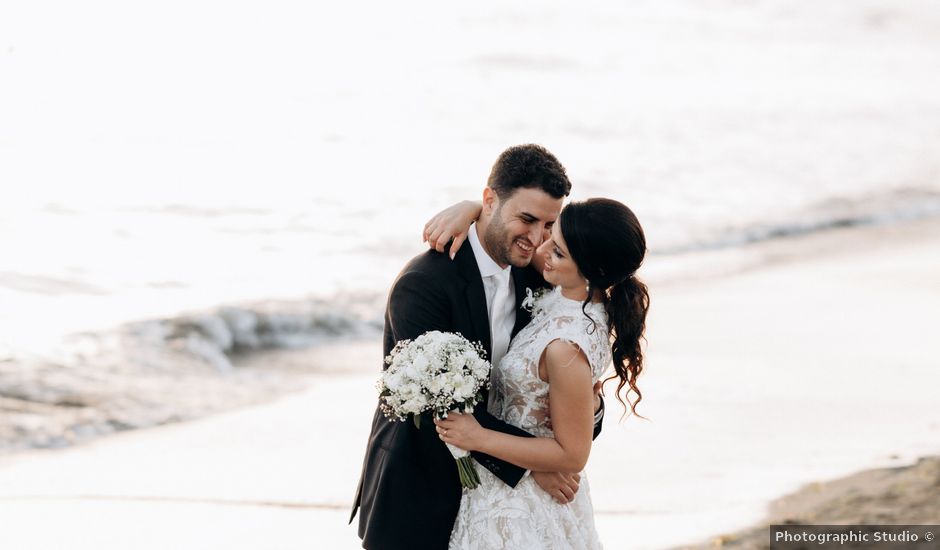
(1, 0, 939, 364)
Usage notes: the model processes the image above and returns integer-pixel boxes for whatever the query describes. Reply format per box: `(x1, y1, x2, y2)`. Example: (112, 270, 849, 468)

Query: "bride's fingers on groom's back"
(424, 220, 440, 244)
(449, 232, 467, 260)
(426, 227, 462, 257)
(425, 222, 447, 252)
(435, 231, 449, 253)
(424, 215, 447, 243)
(431, 230, 448, 253)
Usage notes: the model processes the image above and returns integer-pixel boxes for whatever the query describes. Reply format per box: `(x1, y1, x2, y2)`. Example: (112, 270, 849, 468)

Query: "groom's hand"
(531, 471, 581, 504)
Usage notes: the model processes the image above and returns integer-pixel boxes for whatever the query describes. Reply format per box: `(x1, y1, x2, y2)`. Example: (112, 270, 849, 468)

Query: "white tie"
(489, 269, 512, 368)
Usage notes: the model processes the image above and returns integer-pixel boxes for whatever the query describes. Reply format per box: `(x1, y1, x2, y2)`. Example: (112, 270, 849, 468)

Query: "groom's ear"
(482, 187, 499, 217)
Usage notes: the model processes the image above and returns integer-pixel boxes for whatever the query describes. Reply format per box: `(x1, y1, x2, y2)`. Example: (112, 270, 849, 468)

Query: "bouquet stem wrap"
(445, 439, 480, 489)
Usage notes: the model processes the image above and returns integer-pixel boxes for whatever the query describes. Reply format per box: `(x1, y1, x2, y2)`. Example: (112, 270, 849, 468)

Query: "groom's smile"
(514, 238, 535, 258)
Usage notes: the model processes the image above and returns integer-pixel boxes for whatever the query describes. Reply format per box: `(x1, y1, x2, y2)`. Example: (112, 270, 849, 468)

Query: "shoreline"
(645, 213, 940, 288)
(0, 335, 380, 455)
(3, 215, 929, 456)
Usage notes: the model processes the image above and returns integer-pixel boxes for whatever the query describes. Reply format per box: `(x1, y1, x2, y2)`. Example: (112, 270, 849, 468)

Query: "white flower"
(451, 374, 476, 401)
(427, 374, 447, 395)
(390, 367, 408, 390)
(521, 287, 536, 312)
(403, 355, 423, 381)
(521, 286, 552, 316)
(472, 358, 490, 380)
(441, 370, 459, 388)
(413, 353, 429, 370)
(402, 392, 428, 414)
(400, 381, 420, 398)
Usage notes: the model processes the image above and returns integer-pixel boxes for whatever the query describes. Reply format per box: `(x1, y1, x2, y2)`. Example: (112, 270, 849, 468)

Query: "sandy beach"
(679, 455, 940, 549)
(0, 217, 938, 549)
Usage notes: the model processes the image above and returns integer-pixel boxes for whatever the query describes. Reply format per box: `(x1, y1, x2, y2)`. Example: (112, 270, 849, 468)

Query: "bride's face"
(538, 224, 584, 291)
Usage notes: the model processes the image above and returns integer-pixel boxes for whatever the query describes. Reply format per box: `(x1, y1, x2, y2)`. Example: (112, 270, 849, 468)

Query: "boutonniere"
(521, 286, 551, 314)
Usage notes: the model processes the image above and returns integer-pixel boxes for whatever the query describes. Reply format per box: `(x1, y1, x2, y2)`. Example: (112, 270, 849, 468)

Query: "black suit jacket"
(350, 243, 603, 550)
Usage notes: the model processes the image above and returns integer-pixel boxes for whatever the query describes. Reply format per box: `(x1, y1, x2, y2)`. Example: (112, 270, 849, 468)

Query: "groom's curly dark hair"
(487, 144, 572, 200)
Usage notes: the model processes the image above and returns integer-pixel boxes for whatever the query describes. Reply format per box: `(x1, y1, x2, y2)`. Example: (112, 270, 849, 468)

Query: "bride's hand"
(434, 412, 485, 451)
(423, 200, 482, 260)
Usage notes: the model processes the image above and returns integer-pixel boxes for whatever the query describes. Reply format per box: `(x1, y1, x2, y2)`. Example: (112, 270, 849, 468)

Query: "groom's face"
(482, 187, 563, 268)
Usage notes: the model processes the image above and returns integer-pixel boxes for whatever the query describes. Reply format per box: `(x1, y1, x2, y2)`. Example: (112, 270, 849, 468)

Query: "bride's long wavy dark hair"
(559, 198, 650, 418)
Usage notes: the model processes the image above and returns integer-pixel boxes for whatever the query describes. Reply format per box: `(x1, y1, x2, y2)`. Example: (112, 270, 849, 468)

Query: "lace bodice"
(488, 286, 612, 438)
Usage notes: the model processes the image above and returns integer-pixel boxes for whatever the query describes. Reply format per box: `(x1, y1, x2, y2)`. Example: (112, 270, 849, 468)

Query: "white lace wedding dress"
(449, 286, 611, 550)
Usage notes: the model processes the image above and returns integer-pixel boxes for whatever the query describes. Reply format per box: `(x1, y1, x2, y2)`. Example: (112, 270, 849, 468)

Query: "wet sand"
(679, 456, 940, 549)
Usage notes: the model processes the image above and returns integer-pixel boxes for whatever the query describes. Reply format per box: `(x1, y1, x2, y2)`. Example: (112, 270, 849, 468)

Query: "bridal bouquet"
(377, 331, 491, 489)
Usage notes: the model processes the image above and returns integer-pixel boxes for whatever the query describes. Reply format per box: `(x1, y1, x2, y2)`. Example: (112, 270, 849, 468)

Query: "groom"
(350, 144, 604, 550)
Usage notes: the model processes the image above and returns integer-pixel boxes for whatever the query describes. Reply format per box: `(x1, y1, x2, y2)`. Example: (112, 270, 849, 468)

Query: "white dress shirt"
(467, 223, 515, 368)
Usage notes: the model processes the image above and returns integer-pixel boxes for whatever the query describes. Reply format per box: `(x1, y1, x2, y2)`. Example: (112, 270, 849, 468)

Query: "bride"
(429, 197, 650, 550)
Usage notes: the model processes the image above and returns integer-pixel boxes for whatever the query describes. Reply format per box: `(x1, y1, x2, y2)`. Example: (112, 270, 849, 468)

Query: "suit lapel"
(454, 244, 493, 362)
